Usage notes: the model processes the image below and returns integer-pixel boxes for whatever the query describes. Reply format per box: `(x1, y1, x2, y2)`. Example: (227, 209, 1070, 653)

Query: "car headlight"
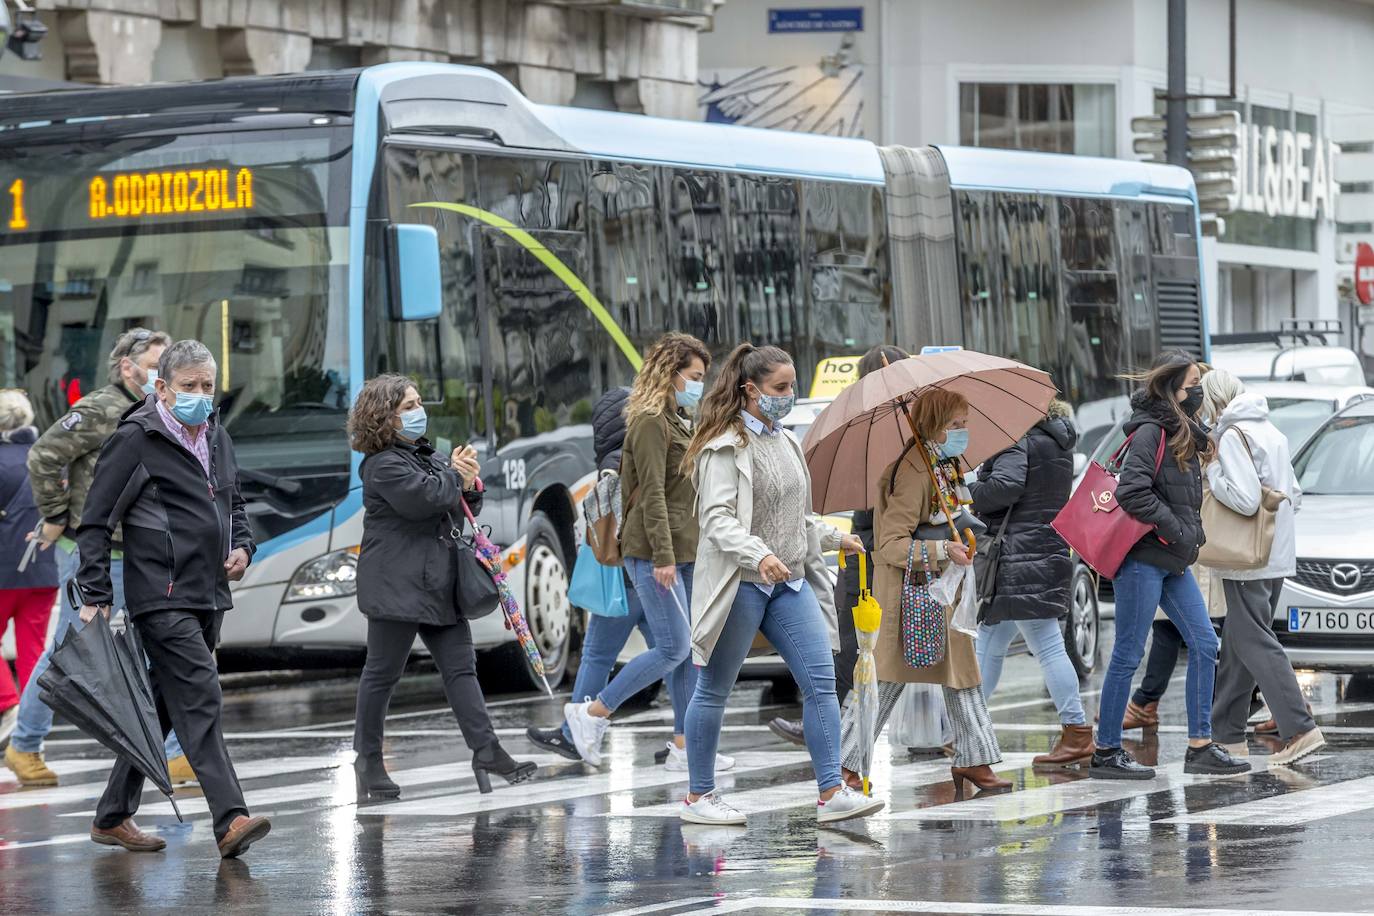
(284, 547, 359, 602)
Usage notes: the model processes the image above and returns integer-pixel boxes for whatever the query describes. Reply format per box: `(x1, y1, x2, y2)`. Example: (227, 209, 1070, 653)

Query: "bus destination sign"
(4, 165, 255, 234)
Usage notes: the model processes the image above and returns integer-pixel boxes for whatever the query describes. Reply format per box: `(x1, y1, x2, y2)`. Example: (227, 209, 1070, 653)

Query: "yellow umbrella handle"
(858, 551, 868, 595)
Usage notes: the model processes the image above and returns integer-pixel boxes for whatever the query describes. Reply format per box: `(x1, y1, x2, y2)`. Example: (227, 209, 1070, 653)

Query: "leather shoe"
(767, 717, 806, 747)
(91, 818, 166, 852)
(1088, 746, 1155, 780)
(218, 815, 271, 859)
(1120, 700, 1160, 732)
(1033, 724, 1095, 767)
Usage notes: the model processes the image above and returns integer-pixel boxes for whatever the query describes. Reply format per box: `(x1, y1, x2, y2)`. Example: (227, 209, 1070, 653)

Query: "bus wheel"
(516, 510, 573, 689)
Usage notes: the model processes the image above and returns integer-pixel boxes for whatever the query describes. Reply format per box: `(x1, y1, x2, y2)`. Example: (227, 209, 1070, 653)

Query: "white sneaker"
(680, 792, 746, 825)
(1268, 727, 1326, 767)
(817, 785, 885, 825)
(562, 701, 609, 767)
(664, 742, 736, 773)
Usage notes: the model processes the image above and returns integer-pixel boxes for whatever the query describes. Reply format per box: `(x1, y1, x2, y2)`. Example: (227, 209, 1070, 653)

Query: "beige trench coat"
(872, 453, 982, 689)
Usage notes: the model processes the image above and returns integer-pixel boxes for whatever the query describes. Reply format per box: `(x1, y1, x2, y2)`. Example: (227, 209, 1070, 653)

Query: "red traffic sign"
(1358, 242, 1374, 306)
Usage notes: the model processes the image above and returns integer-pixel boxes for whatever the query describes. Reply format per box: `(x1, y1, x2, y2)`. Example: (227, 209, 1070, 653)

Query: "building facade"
(0, 0, 722, 118)
(698, 0, 1374, 355)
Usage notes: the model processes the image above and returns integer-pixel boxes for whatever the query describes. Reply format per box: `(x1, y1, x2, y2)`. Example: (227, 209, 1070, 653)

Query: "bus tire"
(510, 510, 573, 690)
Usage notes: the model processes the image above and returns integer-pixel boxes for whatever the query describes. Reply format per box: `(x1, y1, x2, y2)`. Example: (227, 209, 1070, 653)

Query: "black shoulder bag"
(449, 504, 500, 621)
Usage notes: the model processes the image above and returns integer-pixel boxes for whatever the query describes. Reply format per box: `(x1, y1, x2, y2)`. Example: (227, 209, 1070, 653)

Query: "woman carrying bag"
(971, 398, 1092, 767)
(843, 388, 1011, 798)
(348, 375, 536, 798)
(1200, 369, 1322, 766)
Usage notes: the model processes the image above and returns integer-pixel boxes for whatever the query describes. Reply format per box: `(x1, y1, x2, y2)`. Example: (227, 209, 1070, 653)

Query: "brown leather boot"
(1121, 700, 1160, 732)
(90, 818, 166, 852)
(950, 765, 1012, 800)
(217, 815, 271, 859)
(1033, 724, 1095, 767)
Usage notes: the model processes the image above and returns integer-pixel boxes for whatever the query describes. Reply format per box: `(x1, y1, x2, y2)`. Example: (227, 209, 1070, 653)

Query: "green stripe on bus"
(409, 201, 644, 371)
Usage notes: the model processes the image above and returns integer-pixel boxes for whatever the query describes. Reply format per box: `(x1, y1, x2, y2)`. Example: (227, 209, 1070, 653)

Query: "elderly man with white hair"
(1201, 367, 1324, 767)
(74, 339, 269, 859)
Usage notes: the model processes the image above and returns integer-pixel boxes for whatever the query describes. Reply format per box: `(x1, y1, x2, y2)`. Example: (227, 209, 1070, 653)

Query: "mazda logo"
(1331, 563, 1364, 591)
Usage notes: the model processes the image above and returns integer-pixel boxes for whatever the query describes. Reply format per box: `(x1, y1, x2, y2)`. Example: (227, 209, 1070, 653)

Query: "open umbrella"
(840, 551, 882, 797)
(802, 349, 1057, 516)
(36, 585, 182, 821)
(461, 490, 553, 695)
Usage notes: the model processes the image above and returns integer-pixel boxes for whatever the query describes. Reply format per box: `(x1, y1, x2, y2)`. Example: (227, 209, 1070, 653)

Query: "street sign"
(767, 7, 864, 32)
(1356, 242, 1374, 306)
(920, 345, 963, 355)
(1131, 110, 1242, 217)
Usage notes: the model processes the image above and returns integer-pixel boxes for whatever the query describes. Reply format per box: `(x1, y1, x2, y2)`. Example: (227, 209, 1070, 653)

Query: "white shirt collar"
(740, 410, 779, 437)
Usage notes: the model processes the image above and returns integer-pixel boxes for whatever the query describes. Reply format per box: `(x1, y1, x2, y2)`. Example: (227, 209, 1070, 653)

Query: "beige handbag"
(1197, 428, 1287, 571)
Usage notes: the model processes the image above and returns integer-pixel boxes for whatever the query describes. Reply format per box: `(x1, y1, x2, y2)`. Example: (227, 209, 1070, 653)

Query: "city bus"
(0, 63, 1205, 689)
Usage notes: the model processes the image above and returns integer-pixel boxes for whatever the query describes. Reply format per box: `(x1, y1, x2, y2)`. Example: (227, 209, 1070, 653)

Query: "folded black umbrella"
(37, 583, 182, 821)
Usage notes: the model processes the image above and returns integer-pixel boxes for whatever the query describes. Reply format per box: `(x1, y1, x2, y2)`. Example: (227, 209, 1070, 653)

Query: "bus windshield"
(0, 122, 353, 543)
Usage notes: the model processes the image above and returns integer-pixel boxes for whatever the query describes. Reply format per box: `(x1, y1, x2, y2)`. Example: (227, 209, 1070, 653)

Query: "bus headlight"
(285, 547, 359, 602)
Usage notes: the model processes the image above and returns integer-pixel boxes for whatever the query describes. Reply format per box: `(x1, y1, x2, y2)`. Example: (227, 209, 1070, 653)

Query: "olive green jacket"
(619, 409, 698, 568)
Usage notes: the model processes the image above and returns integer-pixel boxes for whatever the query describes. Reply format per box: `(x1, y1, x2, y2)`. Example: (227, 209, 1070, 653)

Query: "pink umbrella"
(802, 350, 1057, 515)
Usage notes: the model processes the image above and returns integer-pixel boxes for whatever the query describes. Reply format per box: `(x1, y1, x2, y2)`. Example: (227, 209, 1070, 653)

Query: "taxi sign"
(810, 356, 861, 398)
(920, 345, 963, 355)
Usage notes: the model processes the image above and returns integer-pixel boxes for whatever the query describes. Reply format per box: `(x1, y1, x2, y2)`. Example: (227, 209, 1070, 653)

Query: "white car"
(1211, 341, 1366, 388)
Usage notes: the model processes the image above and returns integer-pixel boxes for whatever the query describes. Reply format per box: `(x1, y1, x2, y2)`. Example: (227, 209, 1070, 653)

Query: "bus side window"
(588, 161, 670, 354)
(666, 169, 731, 353)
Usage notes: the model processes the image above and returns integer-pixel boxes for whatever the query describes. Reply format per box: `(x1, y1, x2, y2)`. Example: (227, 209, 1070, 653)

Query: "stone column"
(218, 27, 313, 76)
(59, 9, 163, 84)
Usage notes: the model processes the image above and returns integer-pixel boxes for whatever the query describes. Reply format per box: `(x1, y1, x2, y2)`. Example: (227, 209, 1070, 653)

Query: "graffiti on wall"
(697, 64, 865, 138)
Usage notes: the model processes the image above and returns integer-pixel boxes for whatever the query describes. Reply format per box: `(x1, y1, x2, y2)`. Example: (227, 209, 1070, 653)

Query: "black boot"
(472, 742, 538, 795)
(354, 754, 401, 800)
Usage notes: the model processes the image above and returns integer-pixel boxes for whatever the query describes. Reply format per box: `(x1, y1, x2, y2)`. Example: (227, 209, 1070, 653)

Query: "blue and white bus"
(0, 64, 1205, 688)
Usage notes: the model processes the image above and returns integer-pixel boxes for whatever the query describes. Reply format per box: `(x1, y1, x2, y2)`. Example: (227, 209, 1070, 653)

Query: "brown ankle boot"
(1121, 700, 1159, 732)
(1033, 724, 1095, 767)
(840, 767, 866, 791)
(950, 765, 1012, 800)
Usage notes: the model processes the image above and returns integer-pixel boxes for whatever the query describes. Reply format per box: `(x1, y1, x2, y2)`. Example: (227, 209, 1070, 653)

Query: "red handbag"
(1052, 430, 1168, 579)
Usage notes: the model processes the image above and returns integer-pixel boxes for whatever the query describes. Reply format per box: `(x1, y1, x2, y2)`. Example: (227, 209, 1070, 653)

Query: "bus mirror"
(388, 224, 442, 322)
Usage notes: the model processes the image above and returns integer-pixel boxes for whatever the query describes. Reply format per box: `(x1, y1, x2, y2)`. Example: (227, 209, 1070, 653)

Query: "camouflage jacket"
(27, 383, 142, 540)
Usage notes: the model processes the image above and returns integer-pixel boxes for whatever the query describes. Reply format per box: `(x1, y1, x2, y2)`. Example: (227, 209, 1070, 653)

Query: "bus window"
(730, 174, 802, 353)
(666, 169, 731, 352)
(1058, 196, 1127, 409)
(587, 161, 670, 348)
(1118, 202, 1158, 371)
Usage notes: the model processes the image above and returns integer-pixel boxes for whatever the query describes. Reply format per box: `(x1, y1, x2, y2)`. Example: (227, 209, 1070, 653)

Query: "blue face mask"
(757, 392, 795, 423)
(141, 368, 158, 397)
(399, 406, 428, 441)
(171, 391, 214, 427)
(938, 428, 970, 459)
(676, 375, 704, 410)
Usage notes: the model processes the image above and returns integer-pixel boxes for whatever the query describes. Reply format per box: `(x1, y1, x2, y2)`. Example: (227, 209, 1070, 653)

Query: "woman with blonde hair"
(839, 387, 1011, 797)
(679, 343, 874, 826)
(563, 333, 719, 770)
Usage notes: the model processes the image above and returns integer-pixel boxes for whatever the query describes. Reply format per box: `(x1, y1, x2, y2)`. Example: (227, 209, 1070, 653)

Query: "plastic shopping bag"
(567, 544, 629, 617)
(890, 683, 952, 749)
(929, 562, 979, 636)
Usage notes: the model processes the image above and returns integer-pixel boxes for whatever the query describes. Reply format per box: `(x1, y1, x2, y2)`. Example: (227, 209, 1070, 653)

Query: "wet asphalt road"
(5, 622, 1374, 916)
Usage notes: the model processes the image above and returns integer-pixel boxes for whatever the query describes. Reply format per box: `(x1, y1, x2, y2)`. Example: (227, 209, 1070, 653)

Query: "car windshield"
(1266, 397, 1339, 449)
(1294, 415, 1374, 495)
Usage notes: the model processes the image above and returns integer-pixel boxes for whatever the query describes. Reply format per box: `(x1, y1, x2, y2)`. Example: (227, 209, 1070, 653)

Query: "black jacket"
(76, 400, 254, 616)
(1116, 391, 1207, 575)
(592, 387, 631, 472)
(0, 427, 57, 590)
(356, 439, 484, 625)
(971, 418, 1078, 623)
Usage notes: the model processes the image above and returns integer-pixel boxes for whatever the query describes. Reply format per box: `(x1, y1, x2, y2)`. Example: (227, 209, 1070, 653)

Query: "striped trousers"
(841, 680, 1001, 770)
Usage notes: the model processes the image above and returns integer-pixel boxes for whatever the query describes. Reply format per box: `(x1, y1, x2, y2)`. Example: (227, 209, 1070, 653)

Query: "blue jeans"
(1097, 557, 1219, 748)
(12, 546, 184, 759)
(685, 581, 841, 795)
(977, 617, 1086, 726)
(562, 584, 653, 742)
(599, 559, 695, 728)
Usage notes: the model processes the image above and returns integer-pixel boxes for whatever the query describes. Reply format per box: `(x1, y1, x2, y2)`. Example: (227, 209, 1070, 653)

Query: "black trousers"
(1133, 619, 1184, 705)
(354, 617, 497, 758)
(95, 609, 248, 841)
(834, 556, 862, 701)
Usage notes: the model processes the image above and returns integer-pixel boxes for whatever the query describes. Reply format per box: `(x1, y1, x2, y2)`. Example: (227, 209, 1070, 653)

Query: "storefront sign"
(1231, 122, 1337, 221)
(1356, 242, 1374, 306)
(768, 7, 864, 32)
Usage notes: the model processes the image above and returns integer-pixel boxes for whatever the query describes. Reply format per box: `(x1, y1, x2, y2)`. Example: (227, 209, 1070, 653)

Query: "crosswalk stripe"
(61, 754, 575, 820)
(885, 761, 1266, 822)
(0, 756, 342, 811)
(355, 751, 813, 819)
(614, 896, 1373, 916)
(609, 753, 1041, 817)
(0, 758, 116, 785)
(1158, 773, 1374, 826)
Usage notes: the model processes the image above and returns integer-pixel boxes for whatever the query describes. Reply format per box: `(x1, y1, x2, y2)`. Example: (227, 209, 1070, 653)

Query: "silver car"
(1276, 400, 1374, 672)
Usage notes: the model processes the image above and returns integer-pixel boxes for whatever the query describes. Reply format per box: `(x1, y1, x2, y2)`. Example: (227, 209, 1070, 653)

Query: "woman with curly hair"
(348, 374, 536, 798)
(563, 333, 729, 772)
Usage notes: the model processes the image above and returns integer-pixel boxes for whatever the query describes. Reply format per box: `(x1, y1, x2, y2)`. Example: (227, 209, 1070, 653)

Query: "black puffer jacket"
(971, 416, 1078, 623)
(1116, 391, 1207, 575)
(592, 387, 631, 472)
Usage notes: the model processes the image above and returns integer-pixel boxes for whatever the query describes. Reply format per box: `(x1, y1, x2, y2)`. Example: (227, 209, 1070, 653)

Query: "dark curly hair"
(348, 374, 416, 455)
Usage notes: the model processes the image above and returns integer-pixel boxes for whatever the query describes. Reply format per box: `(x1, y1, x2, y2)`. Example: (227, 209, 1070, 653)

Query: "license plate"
(1287, 607, 1374, 633)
